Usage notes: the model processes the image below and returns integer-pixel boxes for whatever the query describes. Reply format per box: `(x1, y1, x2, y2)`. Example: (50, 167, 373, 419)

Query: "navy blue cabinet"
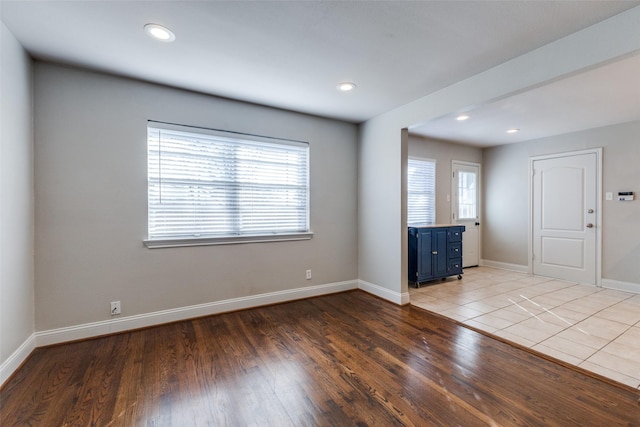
(408, 225, 465, 287)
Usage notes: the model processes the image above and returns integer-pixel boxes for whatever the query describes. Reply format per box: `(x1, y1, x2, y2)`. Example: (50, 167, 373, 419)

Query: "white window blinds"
(147, 123, 309, 243)
(407, 157, 436, 225)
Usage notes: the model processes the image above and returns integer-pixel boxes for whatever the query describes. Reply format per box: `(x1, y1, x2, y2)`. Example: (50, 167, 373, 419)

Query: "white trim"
(35, 280, 357, 347)
(0, 333, 36, 387)
(601, 278, 640, 295)
(358, 280, 410, 305)
(148, 120, 309, 147)
(144, 232, 313, 249)
(480, 259, 528, 273)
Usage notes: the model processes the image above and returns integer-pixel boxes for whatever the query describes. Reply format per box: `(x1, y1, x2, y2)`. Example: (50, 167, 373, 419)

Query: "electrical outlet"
(110, 301, 121, 316)
(306, 269, 312, 280)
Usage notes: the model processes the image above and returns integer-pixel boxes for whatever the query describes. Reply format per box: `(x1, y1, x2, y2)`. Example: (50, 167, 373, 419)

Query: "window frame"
(456, 169, 478, 220)
(144, 121, 313, 249)
(407, 156, 436, 226)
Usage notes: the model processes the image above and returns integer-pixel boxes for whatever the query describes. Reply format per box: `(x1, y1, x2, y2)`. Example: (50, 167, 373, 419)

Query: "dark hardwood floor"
(2, 290, 639, 426)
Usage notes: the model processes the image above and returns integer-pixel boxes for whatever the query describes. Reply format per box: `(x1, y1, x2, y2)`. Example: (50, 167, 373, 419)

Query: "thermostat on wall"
(618, 192, 634, 201)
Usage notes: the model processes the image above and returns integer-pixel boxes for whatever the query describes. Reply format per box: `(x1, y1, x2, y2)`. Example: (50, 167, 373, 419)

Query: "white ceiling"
(411, 53, 640, 146)
(2, 1, 639, 147)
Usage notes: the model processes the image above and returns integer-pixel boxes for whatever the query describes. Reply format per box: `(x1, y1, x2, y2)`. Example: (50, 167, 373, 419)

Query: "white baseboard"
(480, 259, 529, 273)
(358, 280, 410, 305)
(0, 333, 36, 388)
(478, 261, 640, 295)
(36, 280, 358, 347)
(601, 278, 640, 295)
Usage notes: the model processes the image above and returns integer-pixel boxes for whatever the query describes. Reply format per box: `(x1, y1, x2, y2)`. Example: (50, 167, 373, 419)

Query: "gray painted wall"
(34, 63, 358, 331)
(0, 23, 34, 366)
(408, 135, 483, 224)
(358, 119, 405, 299)
(482, 120, 640, 284)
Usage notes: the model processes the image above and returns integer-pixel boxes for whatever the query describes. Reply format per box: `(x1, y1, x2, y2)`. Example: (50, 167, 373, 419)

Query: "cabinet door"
(417, 228, 433, 280)
(432, 228, 448, 277)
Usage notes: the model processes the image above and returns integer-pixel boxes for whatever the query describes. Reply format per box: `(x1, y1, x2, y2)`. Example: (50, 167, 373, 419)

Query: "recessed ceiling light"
(506, 128, 520, 134)
(337, 82, 356, 92)
(144, 23, 175, 42)
(456, 114, 470, 121)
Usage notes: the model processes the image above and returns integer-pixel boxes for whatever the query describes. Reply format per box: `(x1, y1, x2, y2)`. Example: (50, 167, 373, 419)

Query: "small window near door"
(407, 157, 436, 225)
(457, 170, 477, 220)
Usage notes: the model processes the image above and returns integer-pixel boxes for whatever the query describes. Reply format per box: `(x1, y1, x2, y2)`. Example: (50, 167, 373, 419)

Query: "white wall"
(0, 22, 35, 377)
(483, 120, 640, 286)
(34, 63, 358, 332)
(408, 135, 483, 224)
(357, 118, 407, 302)
(358, 7, 640, 301)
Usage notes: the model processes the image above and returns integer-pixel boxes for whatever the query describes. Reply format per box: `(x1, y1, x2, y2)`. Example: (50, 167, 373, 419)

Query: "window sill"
(143, 232, 314, 249)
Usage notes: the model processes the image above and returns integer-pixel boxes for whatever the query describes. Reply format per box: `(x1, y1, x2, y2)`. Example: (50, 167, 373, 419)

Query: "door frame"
(528, 148, 603, 285)
(451, 160, 481, 267)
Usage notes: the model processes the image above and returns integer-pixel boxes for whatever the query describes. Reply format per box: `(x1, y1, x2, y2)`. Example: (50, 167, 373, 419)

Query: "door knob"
(586, 223, 594, 228)
(587, 209, 594, 214)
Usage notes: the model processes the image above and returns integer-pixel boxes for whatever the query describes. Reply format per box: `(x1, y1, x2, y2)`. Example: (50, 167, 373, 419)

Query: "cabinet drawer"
(448, 242, 462, 258)
(448, 258, 462, 272)
(448, 228, 463, 242)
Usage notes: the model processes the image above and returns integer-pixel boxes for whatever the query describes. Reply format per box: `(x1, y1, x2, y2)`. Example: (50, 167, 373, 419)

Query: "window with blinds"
(146, 122, 310, 247)
(407, 157, 436, 225)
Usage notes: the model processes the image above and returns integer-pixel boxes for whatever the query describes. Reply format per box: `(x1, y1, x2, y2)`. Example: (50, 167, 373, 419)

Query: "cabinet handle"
(432, 251, 438, 255)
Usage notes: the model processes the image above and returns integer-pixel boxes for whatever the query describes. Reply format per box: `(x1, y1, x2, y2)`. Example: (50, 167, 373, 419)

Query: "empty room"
(1, 1, 639, 425)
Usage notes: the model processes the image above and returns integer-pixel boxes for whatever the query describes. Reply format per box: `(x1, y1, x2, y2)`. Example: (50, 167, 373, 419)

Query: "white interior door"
(532, 151, 599, 284)
(452, 161, 480, 267)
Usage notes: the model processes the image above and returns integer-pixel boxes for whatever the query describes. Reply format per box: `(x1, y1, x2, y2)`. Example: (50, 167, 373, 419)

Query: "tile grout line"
(409, 268, 640, 388)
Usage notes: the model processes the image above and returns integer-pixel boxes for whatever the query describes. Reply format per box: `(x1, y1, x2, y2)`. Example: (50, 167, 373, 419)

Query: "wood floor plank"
(1, 290, 639, 426)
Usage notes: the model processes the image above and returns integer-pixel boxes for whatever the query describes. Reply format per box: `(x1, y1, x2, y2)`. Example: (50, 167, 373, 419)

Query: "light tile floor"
(409, 266, 640, 389)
